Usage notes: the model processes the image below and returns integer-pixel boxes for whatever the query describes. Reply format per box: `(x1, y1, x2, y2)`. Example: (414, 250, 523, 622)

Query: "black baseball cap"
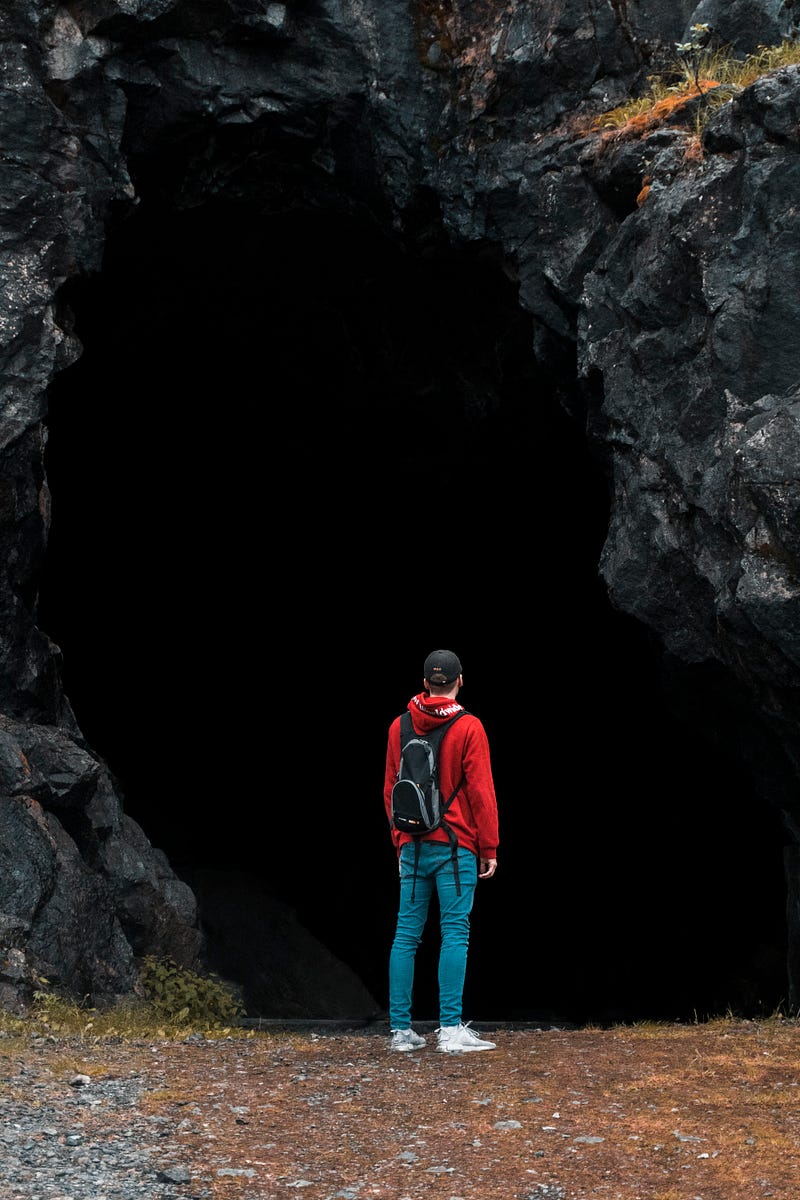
(423, 649, 463, 685)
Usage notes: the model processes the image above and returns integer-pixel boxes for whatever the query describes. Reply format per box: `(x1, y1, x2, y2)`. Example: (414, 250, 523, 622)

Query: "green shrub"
(139, 956, 245, 1025)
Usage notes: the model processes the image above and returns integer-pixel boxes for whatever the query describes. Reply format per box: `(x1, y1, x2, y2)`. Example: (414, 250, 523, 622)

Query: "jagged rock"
(0, 716, 200, 1005)
(578, 68, 800, 723)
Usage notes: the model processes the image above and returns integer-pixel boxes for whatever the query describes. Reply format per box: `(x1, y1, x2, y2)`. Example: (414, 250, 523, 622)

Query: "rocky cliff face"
(2, 0, 800, 1012)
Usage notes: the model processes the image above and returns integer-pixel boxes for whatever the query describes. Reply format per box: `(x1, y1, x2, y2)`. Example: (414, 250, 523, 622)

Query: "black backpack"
(390, 710, 468, 898)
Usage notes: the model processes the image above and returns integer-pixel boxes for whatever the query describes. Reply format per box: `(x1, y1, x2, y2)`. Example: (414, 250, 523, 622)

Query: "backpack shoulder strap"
(398, 711, 415, 746)
(398, 707, 467, 748)
(437, 710, 469, 809)
(396, 710, 470, 789)
(436, 708, 468, 752)
(423, 707, 470, 747)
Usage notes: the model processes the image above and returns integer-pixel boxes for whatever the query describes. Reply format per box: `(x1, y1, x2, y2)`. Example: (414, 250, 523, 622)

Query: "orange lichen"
(596, 80, 721, 141)
(682, 133, 706, 162)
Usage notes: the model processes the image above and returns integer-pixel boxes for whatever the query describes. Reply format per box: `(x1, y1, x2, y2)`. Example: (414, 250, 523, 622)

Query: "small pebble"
(2, 1063, 200, 1199)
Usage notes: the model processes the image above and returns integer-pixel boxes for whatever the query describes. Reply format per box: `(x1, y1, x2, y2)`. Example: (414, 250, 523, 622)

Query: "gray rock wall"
(2, 0, 800, 1009)
(578, 67, 800, 760)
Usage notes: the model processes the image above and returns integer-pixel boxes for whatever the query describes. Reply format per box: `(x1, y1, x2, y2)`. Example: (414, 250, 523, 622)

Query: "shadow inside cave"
(37, 127, 789, 1026)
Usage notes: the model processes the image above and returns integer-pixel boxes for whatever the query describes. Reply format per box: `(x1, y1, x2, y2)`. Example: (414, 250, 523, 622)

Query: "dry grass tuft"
(596, 80, 721, 137)
(1, 987, 255, 1045)
(592, 38, 800, 140)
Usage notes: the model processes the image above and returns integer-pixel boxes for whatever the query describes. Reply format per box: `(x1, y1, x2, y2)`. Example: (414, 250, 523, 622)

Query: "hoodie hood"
(408, 691, 465, 734)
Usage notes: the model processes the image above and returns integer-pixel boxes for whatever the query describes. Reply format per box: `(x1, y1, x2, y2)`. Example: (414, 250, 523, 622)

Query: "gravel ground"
(0, 1036, 203, 1200)
(5, 1019, 800, 1200)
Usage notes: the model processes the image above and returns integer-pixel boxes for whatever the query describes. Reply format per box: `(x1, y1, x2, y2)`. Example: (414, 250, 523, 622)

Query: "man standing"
(383, 649, 499, 1053)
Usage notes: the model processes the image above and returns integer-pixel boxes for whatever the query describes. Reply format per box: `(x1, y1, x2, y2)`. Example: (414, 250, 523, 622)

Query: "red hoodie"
(383, 692, 499, 861)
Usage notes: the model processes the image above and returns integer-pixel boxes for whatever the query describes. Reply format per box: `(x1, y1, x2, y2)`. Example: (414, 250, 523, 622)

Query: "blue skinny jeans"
(389, 841, 478, 1029)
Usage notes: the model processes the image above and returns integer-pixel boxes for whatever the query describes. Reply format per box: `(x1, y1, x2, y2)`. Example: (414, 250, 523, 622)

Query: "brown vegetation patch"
(595, 82, 721, 141)
(7, 1017, 800, 1198)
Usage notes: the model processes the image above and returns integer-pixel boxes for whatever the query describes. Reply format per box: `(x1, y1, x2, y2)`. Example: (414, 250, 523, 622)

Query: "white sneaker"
(436, 1022, 496, 1053)
(390, 1028, 426, 1051)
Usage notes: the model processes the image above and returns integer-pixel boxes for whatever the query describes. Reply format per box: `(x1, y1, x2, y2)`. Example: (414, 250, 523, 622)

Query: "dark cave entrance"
(39, 127, 789, 1026)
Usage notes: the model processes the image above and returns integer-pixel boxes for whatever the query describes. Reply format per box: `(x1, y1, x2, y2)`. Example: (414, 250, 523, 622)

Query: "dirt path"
(3, 1018, 799, 1199)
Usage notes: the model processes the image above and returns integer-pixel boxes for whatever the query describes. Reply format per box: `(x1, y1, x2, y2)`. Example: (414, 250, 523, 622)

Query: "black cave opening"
(39, 141, 789, 1026)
